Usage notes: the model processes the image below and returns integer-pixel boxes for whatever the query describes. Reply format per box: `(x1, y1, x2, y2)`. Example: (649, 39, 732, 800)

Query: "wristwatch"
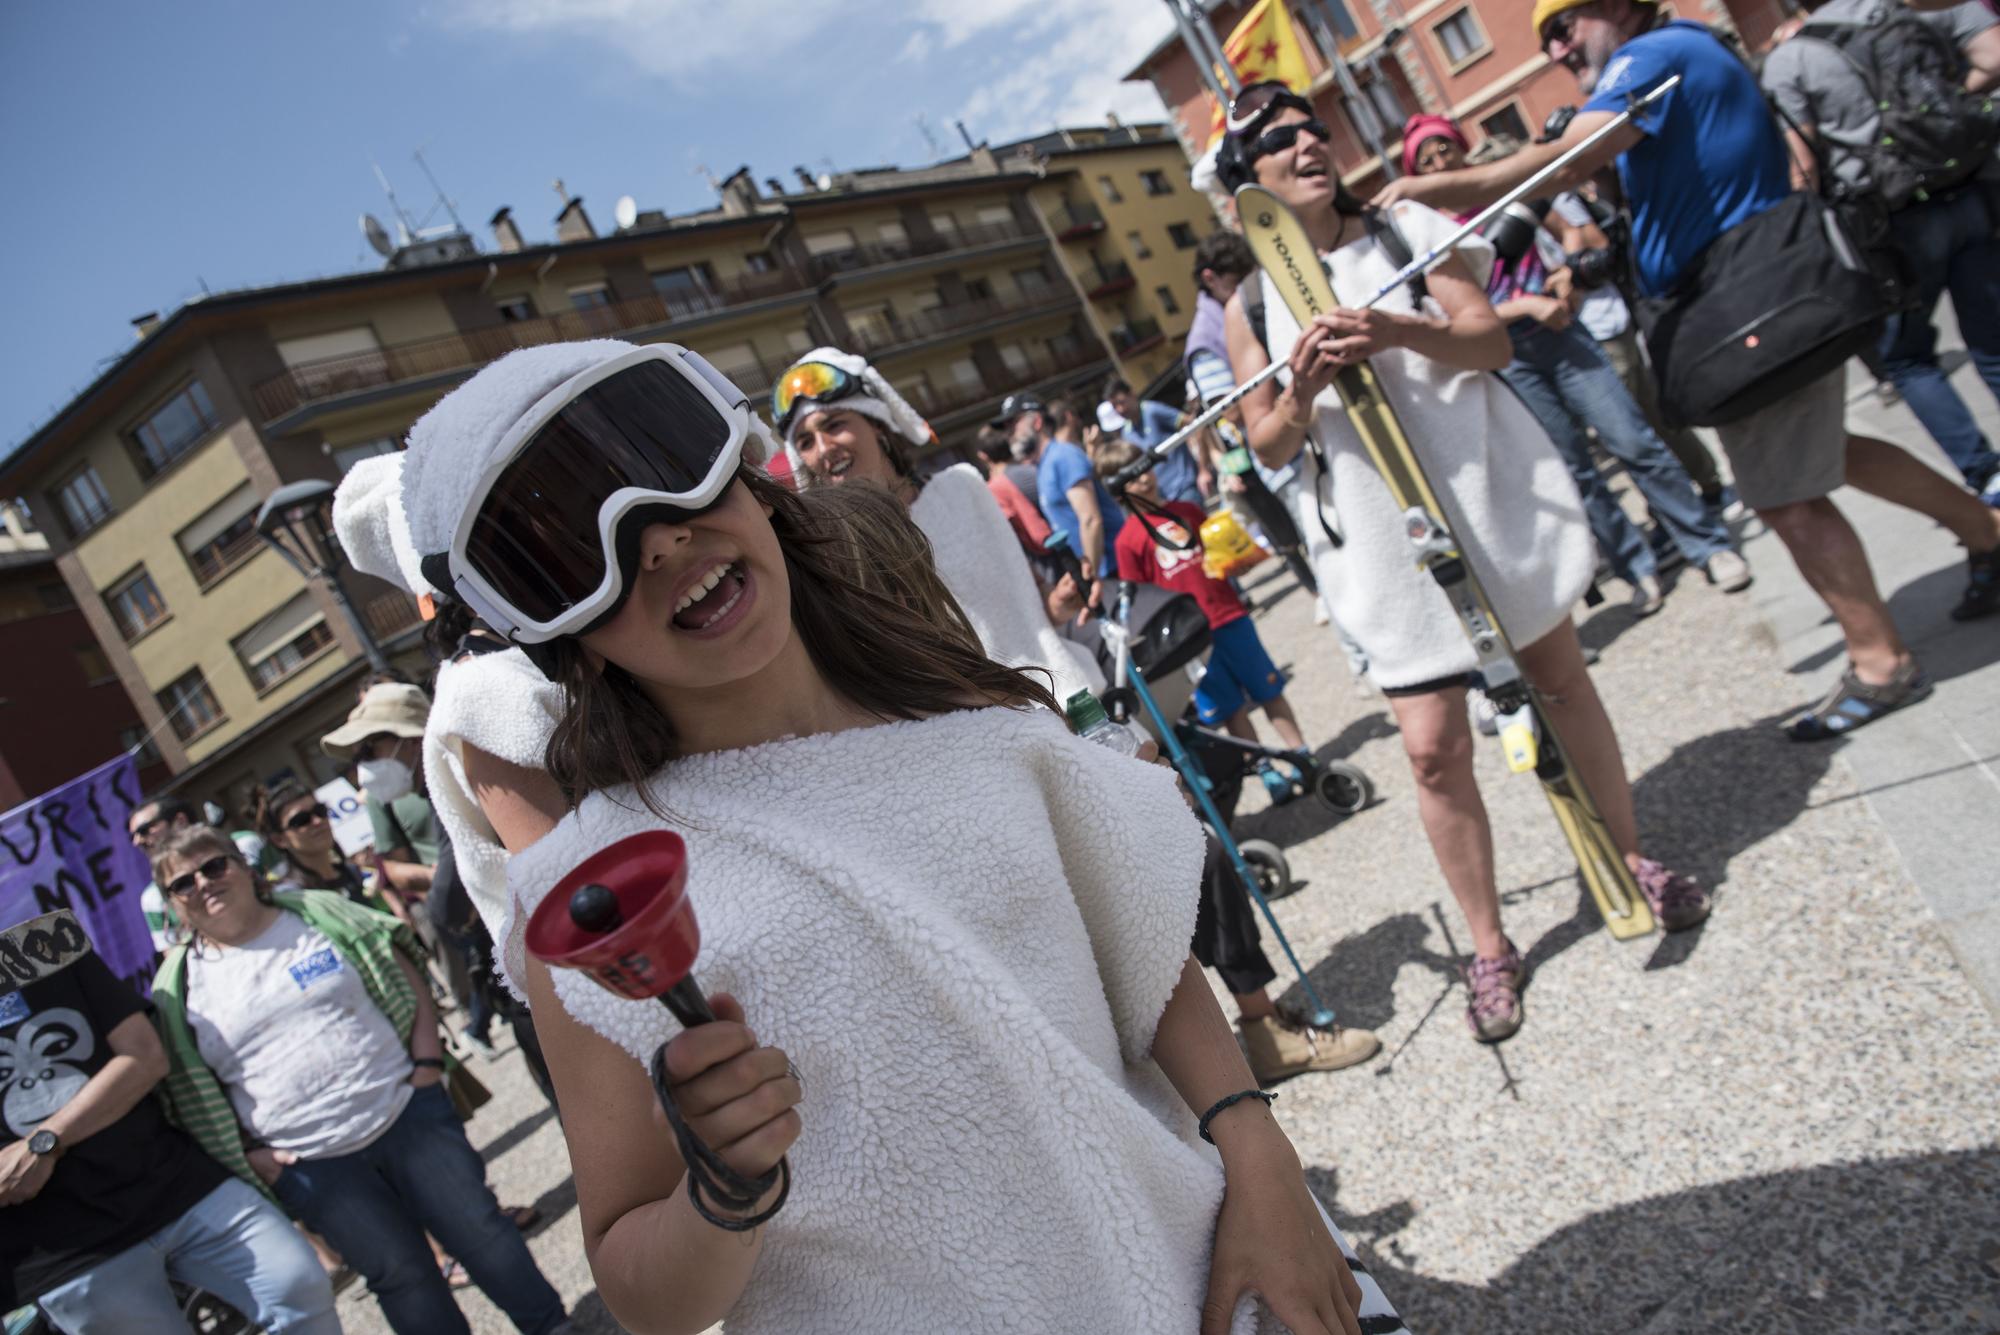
(27, 1129, 60, 1157)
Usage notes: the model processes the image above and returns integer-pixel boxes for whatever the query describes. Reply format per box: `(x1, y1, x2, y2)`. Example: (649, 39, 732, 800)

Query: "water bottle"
(1065, 689, 1144, 757)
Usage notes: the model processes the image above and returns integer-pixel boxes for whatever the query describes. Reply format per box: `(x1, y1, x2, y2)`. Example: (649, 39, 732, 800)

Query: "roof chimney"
(490, 206, 524, 253)
(764, 177, 787, 196)
(131, 312, 160, 339)
(794, 165, 818, 191)
(1106, 111, 1123, 129)
(555, 197, 596, 243)
(718, 168, 759, 218)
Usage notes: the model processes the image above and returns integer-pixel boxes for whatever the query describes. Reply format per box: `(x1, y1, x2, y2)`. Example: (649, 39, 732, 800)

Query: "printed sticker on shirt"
(1597, 54, 1634, 96)
(288, 948, 343, 990)
(0, 991, 28, 1029)
(1, 1007, 93, 1137)
(1152, 519, 1203, 578)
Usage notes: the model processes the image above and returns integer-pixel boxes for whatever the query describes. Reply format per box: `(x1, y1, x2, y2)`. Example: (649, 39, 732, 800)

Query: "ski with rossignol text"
(1235, 182, 1655, 940)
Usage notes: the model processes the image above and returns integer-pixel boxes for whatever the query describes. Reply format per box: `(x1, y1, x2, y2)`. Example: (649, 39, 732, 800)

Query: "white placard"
(316, 778, 376, 858)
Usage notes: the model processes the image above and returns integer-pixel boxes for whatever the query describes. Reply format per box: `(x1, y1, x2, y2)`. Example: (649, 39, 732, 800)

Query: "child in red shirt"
(1102, 440, 1309, 751)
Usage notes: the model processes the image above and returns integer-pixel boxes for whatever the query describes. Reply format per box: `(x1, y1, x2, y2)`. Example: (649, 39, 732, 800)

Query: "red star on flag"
(1260, 39, 1280, 61)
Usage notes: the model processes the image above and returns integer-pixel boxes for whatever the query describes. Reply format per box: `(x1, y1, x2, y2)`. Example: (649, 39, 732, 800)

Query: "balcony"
(1084, 261, 1135, 299)
(846, 287, 1077, 358)
(252, 270, 809, 424)
(806, 218, 1044, 283)
(360, 589, 425, 644)
(1110, 316, 1165, 357)
(906, 342, 1114, 424)
(1048, 201, 1106, 240)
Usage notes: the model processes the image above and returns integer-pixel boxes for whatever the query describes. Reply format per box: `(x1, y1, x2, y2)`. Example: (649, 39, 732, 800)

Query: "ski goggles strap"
(771, 360, 863, 432)
(449, 345, 757, 643)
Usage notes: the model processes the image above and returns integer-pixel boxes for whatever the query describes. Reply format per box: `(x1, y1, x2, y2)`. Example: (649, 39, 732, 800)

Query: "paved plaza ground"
(346, 349, 2000, 1334)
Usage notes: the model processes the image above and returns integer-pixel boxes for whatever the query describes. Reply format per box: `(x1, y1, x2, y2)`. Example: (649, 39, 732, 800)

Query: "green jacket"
(151, 890, 428, 1201)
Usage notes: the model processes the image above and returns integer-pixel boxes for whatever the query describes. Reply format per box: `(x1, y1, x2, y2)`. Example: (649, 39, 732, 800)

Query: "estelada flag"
(1206, 0, 1315, 146)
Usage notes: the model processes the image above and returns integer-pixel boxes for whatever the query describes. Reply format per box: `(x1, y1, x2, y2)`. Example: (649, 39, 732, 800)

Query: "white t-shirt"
(186, 911, 414, 1159)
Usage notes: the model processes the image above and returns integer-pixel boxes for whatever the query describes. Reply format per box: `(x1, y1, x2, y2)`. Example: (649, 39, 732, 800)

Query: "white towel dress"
(1262, 202, 1595, 689)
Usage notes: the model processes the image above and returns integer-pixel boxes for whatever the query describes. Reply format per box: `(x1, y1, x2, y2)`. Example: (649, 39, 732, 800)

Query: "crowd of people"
(5, 0, 1998, 1331)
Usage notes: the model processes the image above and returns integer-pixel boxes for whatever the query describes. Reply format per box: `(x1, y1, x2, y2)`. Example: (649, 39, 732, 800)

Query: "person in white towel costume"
(1219, 83, 1711, 1043)
(386, 340, 1407, 1335)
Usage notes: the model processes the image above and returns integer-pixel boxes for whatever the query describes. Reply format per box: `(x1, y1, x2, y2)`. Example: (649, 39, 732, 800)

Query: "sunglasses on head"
(770, 360, 864, 434)
(284, 804, 329, 831)
(166, 854, 237, 899)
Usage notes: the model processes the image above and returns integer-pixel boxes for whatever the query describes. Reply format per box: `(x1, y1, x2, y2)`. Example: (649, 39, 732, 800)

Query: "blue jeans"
(1878, 187, 2000, 490)
(272, 1083, 565, 1335)
(38, 1177, 337, 1334)
(1501, 320, 1733, 583)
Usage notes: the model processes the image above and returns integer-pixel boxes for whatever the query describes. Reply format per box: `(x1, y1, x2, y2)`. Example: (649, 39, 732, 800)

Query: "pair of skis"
(1236, 184, 1657, 940)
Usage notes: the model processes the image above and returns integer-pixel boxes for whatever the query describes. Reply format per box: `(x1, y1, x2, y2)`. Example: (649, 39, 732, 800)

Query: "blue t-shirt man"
(1037, 438, 1127, 579)
(1118, 399, 1203, 504)
(1583, 20, 1792, 296)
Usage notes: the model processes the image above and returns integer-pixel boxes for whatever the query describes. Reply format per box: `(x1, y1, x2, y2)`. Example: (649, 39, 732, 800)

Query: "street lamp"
(255, 478, 392, 673)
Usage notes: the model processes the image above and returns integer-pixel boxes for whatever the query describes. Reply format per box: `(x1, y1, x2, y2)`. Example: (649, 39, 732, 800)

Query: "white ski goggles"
(444, 345, 775, 644)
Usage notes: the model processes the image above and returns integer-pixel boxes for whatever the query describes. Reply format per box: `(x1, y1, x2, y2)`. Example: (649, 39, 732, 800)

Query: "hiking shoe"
(1241, 1013, 1380, 1083)
(1632, 857, 1711, 931)
(1470, 691, 1499, 737)
(1977, 474, 2000, 510)
(1705, 549, 1753, 593)
(1951, 547, 2000, 621)
(1629, 575, 1666, 618)
(1784, 658, 1934, 741)
(1463, 940, 1529, 1044)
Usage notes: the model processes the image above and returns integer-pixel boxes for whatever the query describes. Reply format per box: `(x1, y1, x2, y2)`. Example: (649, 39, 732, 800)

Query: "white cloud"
(439, 0, 837, 78)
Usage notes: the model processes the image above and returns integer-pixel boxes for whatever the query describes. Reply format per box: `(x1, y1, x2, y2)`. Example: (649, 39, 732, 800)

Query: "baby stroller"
(1102, 578, 1374, 903)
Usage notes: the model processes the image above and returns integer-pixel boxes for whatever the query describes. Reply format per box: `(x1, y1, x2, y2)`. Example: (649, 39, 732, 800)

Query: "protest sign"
(0, 754, 156, 995)
(317, 777, 376, 857)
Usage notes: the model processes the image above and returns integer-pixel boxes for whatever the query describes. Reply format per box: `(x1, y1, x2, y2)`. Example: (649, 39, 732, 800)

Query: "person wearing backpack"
(1763, 0, 2000, 506)
(1377, 0, 2000, 741)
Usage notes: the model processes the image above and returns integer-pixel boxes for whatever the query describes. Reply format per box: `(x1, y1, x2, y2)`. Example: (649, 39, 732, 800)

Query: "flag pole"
(1164, 0, 1234, 105)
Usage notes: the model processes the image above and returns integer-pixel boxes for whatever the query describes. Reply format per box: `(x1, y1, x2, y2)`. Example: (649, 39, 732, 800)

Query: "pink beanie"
(1400, 114, 1468, 176)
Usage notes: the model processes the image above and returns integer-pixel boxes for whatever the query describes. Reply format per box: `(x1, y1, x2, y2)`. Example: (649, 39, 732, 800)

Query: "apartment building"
(0, 121, 1231, 816)
(1125, 0, 1796, 192)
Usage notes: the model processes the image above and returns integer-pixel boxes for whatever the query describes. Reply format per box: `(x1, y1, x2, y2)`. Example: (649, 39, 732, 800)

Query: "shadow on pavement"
(1890, 563, 2000, 686)
(565, 1288, 633, 1334)
(477, 1104, 558, 1167)
(1231, 713, 1402, 852)
(1318, 1147, 2000, 1334)
(1275, 912, 1457, 1034)
(1629, 712, 1834, 893)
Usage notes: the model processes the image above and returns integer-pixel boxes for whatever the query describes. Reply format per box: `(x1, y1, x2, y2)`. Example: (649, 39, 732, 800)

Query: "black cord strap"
(649, 1045, 792, 1232)
(1198, 1089, 1277, 1145)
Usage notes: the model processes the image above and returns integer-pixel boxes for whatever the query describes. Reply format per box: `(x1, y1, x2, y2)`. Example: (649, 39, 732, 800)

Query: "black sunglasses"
(130, 816, 167, 845)
(166, 854, 237, 899)
(1542, 10, 1579, 50)
(1248, 118, 1331, 163)
(284, 804, 330, 831)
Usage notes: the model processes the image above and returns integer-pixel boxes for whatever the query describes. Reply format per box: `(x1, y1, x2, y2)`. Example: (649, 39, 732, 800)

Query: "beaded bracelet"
(1198, 1089, 1277, 1144)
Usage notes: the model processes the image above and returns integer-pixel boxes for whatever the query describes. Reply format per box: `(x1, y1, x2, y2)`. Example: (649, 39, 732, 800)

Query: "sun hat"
(321, 683, 431, 761)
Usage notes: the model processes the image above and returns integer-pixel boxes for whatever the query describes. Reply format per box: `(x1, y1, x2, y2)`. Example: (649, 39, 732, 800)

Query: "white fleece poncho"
(910, 463, 1103, 703)
(503, 706, 1287, 1333)
(1263, 201, 1595, 689)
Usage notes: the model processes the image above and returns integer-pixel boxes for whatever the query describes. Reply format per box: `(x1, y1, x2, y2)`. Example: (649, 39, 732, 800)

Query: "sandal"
(507, 1204, 541, 1231)
(439, 1258, 474, 1289)
(1784, 660, 1932, 741)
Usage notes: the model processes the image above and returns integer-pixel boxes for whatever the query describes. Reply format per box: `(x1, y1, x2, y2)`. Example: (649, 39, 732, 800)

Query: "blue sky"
(0, 0, 1172, 456)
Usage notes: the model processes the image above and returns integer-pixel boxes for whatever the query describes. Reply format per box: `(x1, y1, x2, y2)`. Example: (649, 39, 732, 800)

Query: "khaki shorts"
(1712, 370, 1848, 510)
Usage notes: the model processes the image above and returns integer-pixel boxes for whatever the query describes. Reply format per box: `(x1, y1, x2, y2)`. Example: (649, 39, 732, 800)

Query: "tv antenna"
(692, 165, 720, 194)
(360, 213, 394, 257)
(411, 145, 467, 233)
(915, 114, 944, 159)
(551, 177, 570, 207)
(372, 162, 418, 244)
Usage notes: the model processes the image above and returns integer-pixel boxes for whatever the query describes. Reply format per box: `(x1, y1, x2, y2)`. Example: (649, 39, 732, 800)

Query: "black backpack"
(1797, 10, 2000, 208)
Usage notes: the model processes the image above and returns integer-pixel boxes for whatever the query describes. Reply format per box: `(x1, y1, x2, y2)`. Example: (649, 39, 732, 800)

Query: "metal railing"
(1084, 261, 1135, 296)
(253, 270, 808, 421)
(806, 218, 1043, 281)
(361, 589, 425, 643)
(846, 288, 1075, 356)
(907, 342, 1111, 420)
(1110, 316, 1164, 353)
(1047, 201, 1106, 237)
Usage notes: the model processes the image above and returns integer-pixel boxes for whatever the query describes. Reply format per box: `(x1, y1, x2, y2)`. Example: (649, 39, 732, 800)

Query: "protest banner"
(0, 754, 157, 995)
(317, 776, 376, 857)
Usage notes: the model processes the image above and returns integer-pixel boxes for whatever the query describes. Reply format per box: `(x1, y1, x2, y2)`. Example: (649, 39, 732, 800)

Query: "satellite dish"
(815, 172, 833, 192)
(360, 213, 394, 257)
(614, 195, 639, 230)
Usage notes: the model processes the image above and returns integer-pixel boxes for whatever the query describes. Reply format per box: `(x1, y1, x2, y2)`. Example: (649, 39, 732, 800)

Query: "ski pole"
(1107, 74, 1682, 496)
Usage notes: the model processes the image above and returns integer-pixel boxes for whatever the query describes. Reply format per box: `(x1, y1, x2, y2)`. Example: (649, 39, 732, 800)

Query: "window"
(650, 263, 720, 316)
(157, 668, 225, 743)
(178, 485, 262, 588)
(495, 296, 535, 322)
(55, 466, 113, 538)
(1047, 330, 1084, 360)
(1013, 266, 1053, 296)
(131, 381, 220, 477)
(331, 438, 396, 475)
(804, 229, 858, 256)
(975, 205, 1015, 228)
(785, 328, 813, 353)
(928, 212, 961, 241)
(847, 303, 895, 343)
(74, 644, 116, 687)
(9, 500, 37, 532)
(1141, 170, 1173, 197)
(567, 284, 613, 310)
(1098, 175, 1123, 204)
(1434, 7, 1490, 69)
(1000, 345, 1031, 376)
(234, 591, 336, 694)
(35, 580, 75, 613)
(698, 341, 764, 390)
(1127, 230, 1152, 260)
(745, 251, 777, 273)
(1478, 103, 1531, 147)
(949, 358, 983, 389)
(105, 568, 169, 641)
(117, 724, 162, 768)
(1155, 285, 1181, 315)
(877, 221, 909, 245)
(963, 277, 994, 303)
(1168, 222, 1200, 250)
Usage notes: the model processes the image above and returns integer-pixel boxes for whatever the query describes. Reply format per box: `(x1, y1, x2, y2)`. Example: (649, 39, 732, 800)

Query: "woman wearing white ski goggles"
(442, 344, 777, 644)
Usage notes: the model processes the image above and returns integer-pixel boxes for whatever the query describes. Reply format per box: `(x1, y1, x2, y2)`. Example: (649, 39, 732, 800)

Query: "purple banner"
(0, 754, 157, 996)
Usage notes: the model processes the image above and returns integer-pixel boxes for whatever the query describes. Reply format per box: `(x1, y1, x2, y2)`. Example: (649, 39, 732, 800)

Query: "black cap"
(990, 393, 1044, 429)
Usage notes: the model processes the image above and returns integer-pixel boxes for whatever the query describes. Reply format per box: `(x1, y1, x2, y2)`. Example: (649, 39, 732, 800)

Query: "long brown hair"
(545, 466, 1058, 805)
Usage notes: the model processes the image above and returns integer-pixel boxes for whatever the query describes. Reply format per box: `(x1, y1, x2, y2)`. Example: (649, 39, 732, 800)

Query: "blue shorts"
(1193, 617, 1288, 725)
